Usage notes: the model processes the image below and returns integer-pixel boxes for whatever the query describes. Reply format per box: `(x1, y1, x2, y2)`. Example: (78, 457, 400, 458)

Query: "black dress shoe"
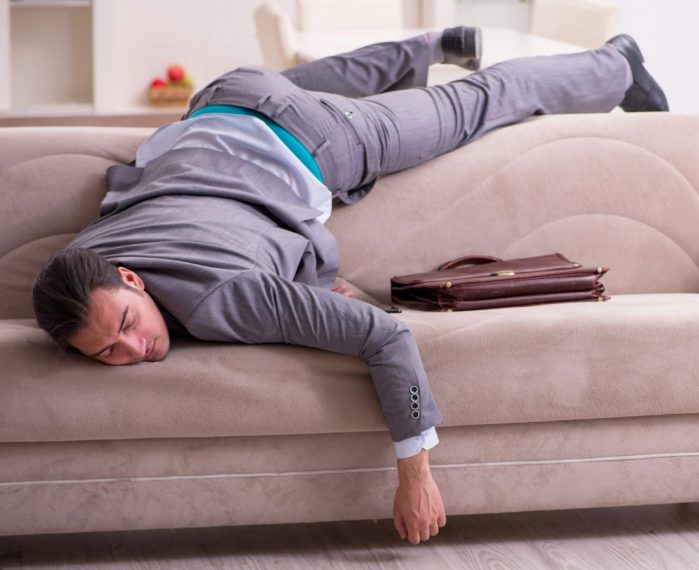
(441, 26, 482, 71)
(606, 34, 669, 112)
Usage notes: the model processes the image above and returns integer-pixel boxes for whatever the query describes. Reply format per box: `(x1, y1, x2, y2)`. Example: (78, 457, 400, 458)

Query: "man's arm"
(184, 270, 445, 542)
(185, 270, 443, 441)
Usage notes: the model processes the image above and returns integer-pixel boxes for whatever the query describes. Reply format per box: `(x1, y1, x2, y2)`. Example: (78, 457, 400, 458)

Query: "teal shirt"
(190, 105, 323, 182)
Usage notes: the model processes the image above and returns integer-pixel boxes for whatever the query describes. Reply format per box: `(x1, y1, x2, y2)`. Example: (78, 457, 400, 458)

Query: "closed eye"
(97, 346, 114, 360)
(87, 305, 129, 359)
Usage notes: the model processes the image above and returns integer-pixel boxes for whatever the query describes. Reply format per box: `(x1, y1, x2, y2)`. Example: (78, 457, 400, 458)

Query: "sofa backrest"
(1, 114, 698, 318)
(0, 127, 151, 319)
(327, 113, 699, 304)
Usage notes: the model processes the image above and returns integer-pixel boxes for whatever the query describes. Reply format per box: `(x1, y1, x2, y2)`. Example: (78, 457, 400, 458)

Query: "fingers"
(403, 520, 437, 544)
(339, 285, 354, 297)
(332, 284, 354, 297)
(408, 524, 421, 545)
(393, 513, 407, 541)
(395, 526, 440, 544)
(392, 478, 446, 545)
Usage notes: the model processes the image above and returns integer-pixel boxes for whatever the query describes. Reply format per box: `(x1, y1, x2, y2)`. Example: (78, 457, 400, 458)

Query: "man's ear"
(116, 266, 145, 291)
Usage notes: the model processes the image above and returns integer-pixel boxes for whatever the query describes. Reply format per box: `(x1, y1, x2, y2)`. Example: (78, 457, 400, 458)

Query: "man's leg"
(186, 38, 654, 204)
(281, 35, 431, 97)
(281, 27, 480, 98)
(325, 45, 633, 185)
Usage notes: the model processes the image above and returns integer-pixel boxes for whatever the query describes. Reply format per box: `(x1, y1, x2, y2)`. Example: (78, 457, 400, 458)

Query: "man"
(31, 28, 667, 545)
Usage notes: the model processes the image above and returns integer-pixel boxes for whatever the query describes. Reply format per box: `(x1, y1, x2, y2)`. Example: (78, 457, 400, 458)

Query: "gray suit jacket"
(69, 146, 443, 442)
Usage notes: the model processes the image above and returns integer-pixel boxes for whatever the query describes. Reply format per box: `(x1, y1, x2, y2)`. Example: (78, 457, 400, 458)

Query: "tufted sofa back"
(327, 112, 699, 304)
(1, 114, 699, 318)
(0, 127, 150, 319)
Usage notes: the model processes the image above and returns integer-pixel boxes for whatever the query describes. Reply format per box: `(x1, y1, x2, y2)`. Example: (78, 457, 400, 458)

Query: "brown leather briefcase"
(390, 253, 610, 311)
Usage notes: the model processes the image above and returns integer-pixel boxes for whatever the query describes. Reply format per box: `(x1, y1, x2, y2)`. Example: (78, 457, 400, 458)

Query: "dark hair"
(31, 248, 126, 348)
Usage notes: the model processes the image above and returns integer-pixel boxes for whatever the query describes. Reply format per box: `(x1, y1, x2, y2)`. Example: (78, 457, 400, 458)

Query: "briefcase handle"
(438, 255, 502, 272)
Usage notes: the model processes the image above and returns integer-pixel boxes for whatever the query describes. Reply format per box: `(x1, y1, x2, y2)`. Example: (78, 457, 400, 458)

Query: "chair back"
(530, 0, 618, 49)
(296, 0, 404, 31)
(254, 2, 300, 71)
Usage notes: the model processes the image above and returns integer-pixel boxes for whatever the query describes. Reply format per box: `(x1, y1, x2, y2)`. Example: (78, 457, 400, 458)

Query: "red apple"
(150, 77, 167, 88)
(167, 65, 185, 83)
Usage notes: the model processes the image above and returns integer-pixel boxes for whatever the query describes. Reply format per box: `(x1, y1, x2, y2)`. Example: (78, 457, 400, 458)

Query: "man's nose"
(123, 335, 147, 361)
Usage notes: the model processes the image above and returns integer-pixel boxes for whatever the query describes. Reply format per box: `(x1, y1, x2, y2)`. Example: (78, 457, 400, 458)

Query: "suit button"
(411, 410, 420, 419)
(410, 393, 419, 402)
(411, 401, 420, 410)
(409, 386, 419, 394)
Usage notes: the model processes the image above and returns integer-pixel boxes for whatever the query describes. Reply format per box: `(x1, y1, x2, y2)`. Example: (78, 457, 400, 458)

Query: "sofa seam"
(4, 451, 699, 486)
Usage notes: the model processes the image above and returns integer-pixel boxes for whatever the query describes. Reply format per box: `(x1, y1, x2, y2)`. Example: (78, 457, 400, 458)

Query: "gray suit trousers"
(186, 34, 628, 204)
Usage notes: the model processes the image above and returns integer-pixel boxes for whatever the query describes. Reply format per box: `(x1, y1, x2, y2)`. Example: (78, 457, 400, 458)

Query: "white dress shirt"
(137, 113, 332, 223)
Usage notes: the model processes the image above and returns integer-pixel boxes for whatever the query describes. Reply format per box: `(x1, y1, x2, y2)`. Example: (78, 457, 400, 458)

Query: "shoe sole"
(463, 26, 482, 71)
(472, 27, 482, 71)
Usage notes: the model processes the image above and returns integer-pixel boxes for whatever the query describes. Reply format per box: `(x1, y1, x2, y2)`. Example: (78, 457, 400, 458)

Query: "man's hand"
(332, 278, 354, 297)
(393, 449, 446, 545)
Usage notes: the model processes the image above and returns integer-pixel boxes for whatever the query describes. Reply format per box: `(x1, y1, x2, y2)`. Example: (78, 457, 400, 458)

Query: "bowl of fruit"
(148, 65, 194, 107)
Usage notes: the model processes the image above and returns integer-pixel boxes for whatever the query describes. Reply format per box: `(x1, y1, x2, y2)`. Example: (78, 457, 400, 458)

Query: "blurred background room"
(0, 0, 696, 126)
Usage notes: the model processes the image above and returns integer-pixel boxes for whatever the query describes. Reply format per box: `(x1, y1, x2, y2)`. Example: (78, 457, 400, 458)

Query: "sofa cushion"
(3, 294, 699, 443)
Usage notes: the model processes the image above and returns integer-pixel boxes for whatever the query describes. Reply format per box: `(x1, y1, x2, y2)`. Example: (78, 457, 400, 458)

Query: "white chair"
(296, 0, 404, 31)
(254, 2, 301, 71)
(530, 0, 619, 49)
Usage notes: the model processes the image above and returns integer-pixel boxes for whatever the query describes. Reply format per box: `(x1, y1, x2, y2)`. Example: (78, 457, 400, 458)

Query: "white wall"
(0, 0, 9, 110)
(455, 0, 698, 112)
(6, 0, 697, 113)
(455, 0, 530, 32)
(614, 0, 698, 112)
(93, 0, 295, 112)
(92, 0, 443, 112)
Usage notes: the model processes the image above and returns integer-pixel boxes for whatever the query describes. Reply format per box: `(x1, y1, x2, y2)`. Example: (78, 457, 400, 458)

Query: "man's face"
(69, 267, 171, 365)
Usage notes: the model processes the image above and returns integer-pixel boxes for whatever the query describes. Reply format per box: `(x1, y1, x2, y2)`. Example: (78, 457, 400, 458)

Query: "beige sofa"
(2, 112, 699, 536)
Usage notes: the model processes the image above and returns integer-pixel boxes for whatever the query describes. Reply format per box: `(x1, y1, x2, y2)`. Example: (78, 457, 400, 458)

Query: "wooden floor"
(3, 504, 699, 569)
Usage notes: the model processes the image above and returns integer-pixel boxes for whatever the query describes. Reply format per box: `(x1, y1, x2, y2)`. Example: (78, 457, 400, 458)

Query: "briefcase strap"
(438, 255, 502, 272)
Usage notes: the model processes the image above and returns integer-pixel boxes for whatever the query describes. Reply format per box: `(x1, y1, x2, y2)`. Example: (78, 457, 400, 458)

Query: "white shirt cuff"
(393, 426, 439, 459)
